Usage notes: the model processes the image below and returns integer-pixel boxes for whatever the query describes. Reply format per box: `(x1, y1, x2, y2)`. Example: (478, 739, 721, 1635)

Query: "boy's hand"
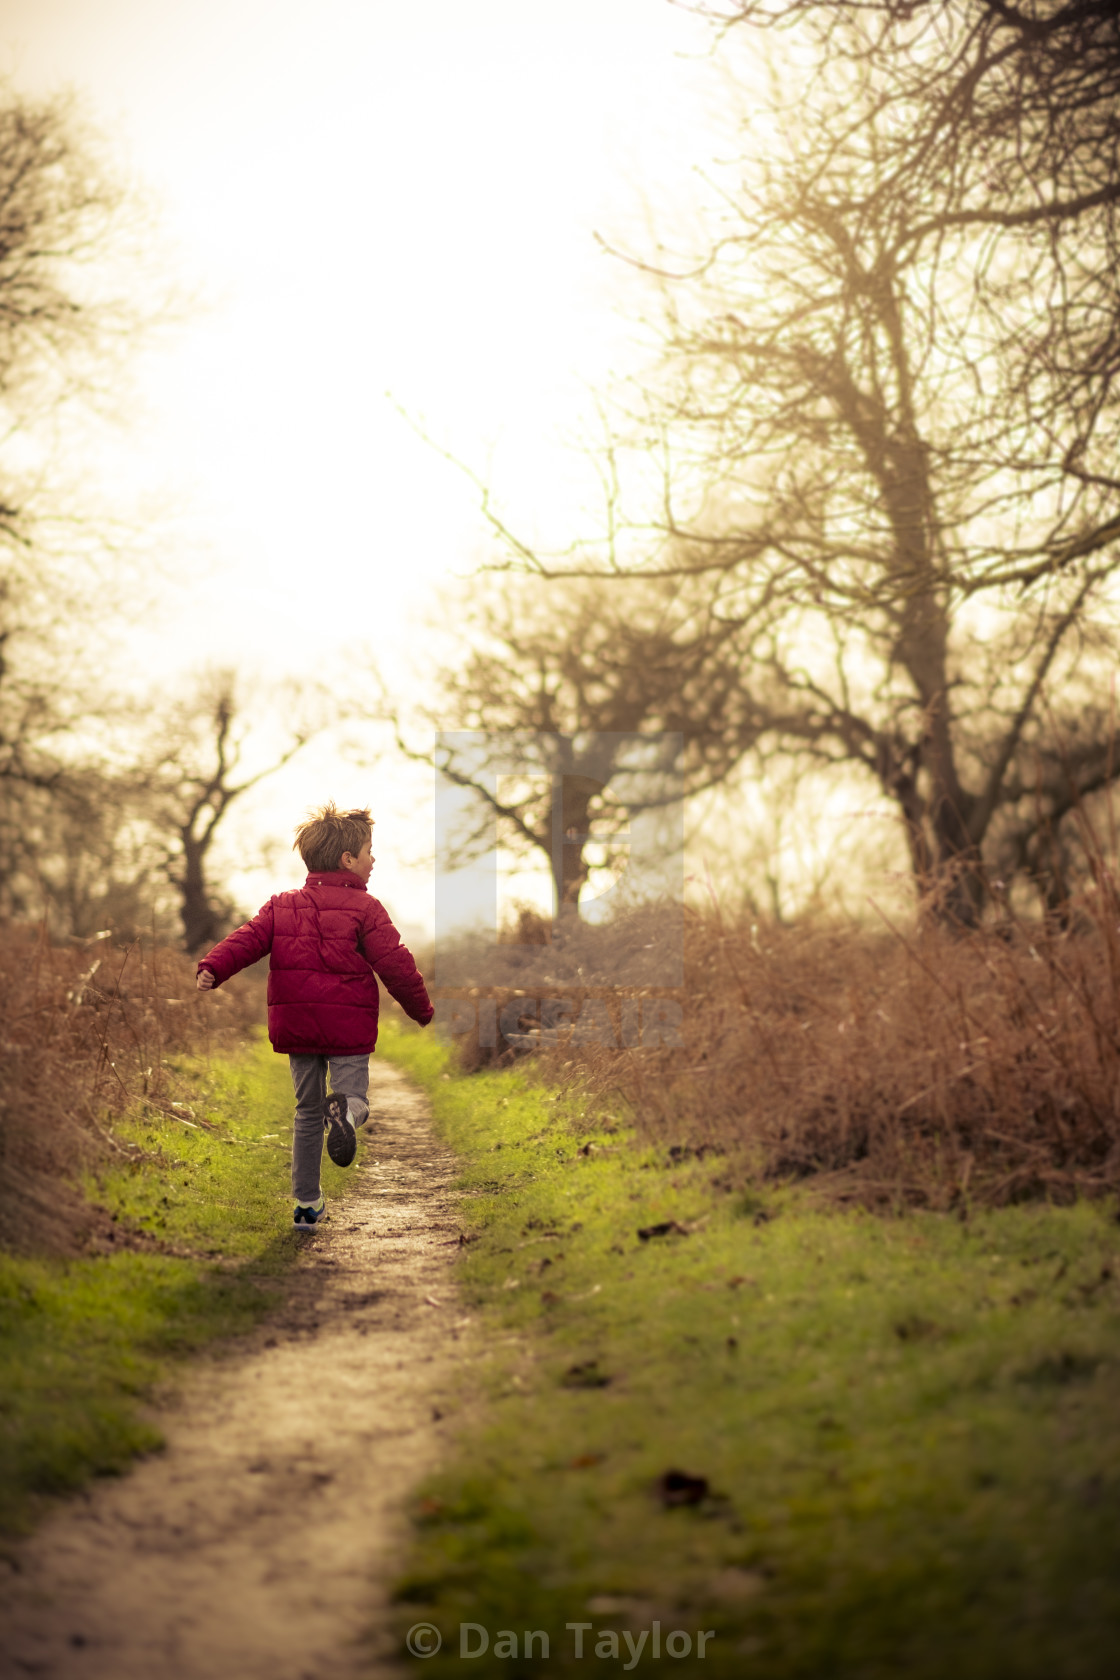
(196, 970, 216, 991)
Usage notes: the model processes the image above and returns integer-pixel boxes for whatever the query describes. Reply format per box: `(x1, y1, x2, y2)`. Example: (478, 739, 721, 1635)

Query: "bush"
(442, 884, 1120, 1209)
(553, 903, 1120, 1208)
(0, 923, 261, 1254)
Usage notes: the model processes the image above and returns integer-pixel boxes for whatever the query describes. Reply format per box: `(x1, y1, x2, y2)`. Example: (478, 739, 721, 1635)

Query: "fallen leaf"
(894, 1314, 942, 1341)
(656, 1468, 709, 1507)
(560, 1361, 611, 1389)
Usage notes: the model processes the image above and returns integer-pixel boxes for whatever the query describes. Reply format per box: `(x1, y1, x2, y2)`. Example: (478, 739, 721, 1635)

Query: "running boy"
(195, 802, 433, 1230)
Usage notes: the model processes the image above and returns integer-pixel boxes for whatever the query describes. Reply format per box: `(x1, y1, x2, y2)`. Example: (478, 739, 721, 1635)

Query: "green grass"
(380, 1022, 1120, 1679)
(0, 1035, 352, 1537)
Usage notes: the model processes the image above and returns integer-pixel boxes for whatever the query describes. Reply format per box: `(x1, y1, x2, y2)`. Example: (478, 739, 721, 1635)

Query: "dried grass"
(554, 899, 1120, 1208)
(0, 923, 261, 1254)
(444, 880, 1120, 1209)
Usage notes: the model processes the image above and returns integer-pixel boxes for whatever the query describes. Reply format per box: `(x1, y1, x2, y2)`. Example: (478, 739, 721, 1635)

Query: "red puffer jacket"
(197, 871, 433, 1055)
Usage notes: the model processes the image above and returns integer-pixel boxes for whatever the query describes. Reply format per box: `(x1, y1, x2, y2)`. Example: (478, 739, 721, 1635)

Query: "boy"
(195, 802, 434, 1230)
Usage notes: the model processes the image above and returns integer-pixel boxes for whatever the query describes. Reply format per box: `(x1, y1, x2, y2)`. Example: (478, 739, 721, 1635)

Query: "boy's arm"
(359, 903, 434, 1025)
(196, 902, 276, 988)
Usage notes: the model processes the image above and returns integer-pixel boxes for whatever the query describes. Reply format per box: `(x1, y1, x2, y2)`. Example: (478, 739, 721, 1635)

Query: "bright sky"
(5, 0, 733, 937)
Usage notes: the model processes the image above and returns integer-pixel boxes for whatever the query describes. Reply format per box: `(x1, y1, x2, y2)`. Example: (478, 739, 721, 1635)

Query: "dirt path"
(0, 1061, 465, 1680)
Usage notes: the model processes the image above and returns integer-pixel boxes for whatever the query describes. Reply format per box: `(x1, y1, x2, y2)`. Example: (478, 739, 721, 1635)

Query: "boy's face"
(340, 838, 374, 883)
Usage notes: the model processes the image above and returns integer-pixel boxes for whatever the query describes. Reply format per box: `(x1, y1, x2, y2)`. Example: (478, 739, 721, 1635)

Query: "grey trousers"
(288, 1053, 370, 1203)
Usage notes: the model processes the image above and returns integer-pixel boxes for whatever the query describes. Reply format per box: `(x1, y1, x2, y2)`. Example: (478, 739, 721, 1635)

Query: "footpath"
(0, 1061, 463, 1680)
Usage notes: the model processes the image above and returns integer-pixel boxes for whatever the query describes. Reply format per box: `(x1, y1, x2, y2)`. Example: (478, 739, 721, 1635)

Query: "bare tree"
(0, 86, 153, 917)
(0, 767, 173, 939)
(467, 3, 1120, 924)
(141, 670, 324, 952)
(7, 672, 329, 947)
(393, 575, 760, 919)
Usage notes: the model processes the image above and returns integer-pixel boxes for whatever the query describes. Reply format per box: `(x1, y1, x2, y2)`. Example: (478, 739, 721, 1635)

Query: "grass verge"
(0, 1034, 351, 1538)
(380, 1022, 1120, 1680)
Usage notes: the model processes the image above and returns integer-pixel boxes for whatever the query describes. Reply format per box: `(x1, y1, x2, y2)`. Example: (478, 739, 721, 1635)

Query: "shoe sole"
(323, 1094, 357, 1168)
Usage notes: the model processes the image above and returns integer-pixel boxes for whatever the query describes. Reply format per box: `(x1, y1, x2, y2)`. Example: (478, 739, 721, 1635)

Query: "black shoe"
(293, 1195, 327, 1230)
(323, 1092, 357, 1167)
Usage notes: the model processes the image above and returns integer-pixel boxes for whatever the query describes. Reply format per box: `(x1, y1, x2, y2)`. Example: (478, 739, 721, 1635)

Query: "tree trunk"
(884, 421, 982, 926)
(882, 711, 984, 928)
(179, 836, 222, 954)
(549, 773, 604, 925)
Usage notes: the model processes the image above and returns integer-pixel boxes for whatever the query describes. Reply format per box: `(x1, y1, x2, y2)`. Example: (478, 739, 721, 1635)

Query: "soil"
(0, 1061, 467, 1680)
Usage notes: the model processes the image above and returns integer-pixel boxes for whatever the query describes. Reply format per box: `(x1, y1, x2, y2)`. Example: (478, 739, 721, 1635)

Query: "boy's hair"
(294, 802, 373, 872)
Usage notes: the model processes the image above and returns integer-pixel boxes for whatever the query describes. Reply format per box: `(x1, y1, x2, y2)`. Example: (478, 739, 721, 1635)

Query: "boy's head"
(294, 802, 374, 876)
